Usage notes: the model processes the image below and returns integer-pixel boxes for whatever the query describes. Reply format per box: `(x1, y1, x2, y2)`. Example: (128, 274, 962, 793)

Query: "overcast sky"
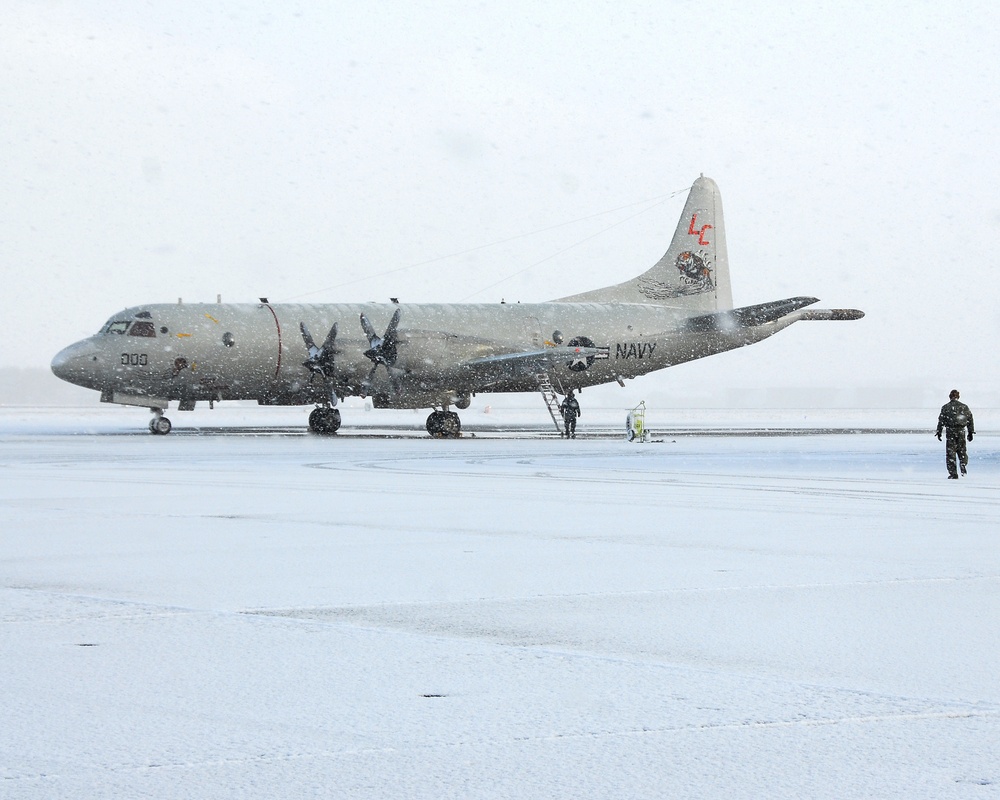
(2, 2, 998, 400)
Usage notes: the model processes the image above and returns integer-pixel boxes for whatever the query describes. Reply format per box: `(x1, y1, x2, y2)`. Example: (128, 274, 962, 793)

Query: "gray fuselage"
(50, 300, 783, 410)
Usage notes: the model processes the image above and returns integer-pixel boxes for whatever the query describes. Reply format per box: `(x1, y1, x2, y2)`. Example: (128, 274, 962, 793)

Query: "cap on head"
(949, 389, 960, 399)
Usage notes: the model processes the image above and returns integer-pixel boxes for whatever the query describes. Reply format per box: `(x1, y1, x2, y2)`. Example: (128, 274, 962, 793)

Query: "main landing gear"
(308, 406, 342, 434)
(149, 409, 172, 435)
(426, 409, 461, 438)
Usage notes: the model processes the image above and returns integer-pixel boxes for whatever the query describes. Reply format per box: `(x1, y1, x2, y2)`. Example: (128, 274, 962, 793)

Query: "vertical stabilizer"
(556, 176, 732, 311)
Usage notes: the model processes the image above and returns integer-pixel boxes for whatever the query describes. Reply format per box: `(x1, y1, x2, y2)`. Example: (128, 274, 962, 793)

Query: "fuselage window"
(128, 321, 157, 337)
(106, 321, 131, 335)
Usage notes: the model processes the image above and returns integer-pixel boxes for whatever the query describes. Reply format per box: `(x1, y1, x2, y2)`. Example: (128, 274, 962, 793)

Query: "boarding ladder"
(535, 373, 565, 434)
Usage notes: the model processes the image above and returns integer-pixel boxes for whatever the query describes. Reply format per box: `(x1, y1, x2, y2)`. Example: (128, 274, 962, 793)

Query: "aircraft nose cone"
(50, 346, 73, 379)
(51, 340, 100, 387)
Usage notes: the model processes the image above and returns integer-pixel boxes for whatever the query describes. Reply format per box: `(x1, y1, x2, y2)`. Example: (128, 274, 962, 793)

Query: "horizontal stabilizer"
(684, 297, 819, 333)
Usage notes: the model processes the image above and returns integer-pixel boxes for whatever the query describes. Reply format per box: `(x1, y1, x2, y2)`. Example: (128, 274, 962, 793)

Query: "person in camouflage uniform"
(559, 390, 581, 439)
(936, 389, 974, 479)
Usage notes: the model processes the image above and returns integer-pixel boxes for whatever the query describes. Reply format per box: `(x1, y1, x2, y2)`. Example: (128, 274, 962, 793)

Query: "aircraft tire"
(427, 410, 460, 438)
(426, 411, 444, 436)
(324, 408, 341, 433)
(441, 412, 461, 438)
(309, 407, 341, 434)
(149, 416, 172, 435)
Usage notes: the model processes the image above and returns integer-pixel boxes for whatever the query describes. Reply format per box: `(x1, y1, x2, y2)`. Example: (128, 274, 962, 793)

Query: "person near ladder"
(560, 390, 581, 438)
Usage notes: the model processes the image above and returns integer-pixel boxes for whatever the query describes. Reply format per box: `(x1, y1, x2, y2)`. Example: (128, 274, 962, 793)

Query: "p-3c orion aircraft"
(51, 176, 863, 436)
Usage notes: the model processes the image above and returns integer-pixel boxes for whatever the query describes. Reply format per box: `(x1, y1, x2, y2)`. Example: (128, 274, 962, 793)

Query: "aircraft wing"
(461, 344, 610, 383)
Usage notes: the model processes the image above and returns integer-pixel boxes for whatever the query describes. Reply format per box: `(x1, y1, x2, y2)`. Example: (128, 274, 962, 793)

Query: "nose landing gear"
(426, 409, 461, 438)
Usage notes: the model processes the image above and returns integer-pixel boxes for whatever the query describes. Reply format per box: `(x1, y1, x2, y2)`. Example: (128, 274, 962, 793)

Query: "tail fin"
(556, 175, 732, 311)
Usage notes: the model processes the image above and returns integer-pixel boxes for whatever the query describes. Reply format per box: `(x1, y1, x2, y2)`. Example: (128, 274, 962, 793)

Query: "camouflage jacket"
(937, 400, 974, 435)
(560, 397, 581, 418)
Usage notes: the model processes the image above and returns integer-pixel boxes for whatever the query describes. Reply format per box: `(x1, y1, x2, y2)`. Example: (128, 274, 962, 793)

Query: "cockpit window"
(128, 321, 157, 337)
(105, 321, 131, 335)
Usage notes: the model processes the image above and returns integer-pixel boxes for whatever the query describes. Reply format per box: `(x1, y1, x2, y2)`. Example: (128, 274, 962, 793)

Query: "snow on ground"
(2, 406, 998, 798)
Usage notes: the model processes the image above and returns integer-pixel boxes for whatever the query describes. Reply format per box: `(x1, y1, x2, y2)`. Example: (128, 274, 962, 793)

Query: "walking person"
(936, 389, 974, 479)
(559, 390, 581, 438)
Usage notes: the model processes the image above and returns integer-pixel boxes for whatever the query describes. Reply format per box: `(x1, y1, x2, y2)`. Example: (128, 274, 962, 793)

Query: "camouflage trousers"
(945, 427, 968, 478)
(563, 414, 577, 437)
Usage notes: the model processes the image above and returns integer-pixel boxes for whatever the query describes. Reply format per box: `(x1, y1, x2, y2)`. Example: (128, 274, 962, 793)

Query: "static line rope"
(279, 186, 690, 302)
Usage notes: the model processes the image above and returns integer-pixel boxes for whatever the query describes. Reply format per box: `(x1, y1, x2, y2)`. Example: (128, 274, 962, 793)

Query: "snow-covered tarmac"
(2, 406, 998, 798)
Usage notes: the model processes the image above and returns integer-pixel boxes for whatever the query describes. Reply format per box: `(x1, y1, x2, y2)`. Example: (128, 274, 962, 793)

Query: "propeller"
(360, 308, 402, 394)
(299, 321, 339, 405)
